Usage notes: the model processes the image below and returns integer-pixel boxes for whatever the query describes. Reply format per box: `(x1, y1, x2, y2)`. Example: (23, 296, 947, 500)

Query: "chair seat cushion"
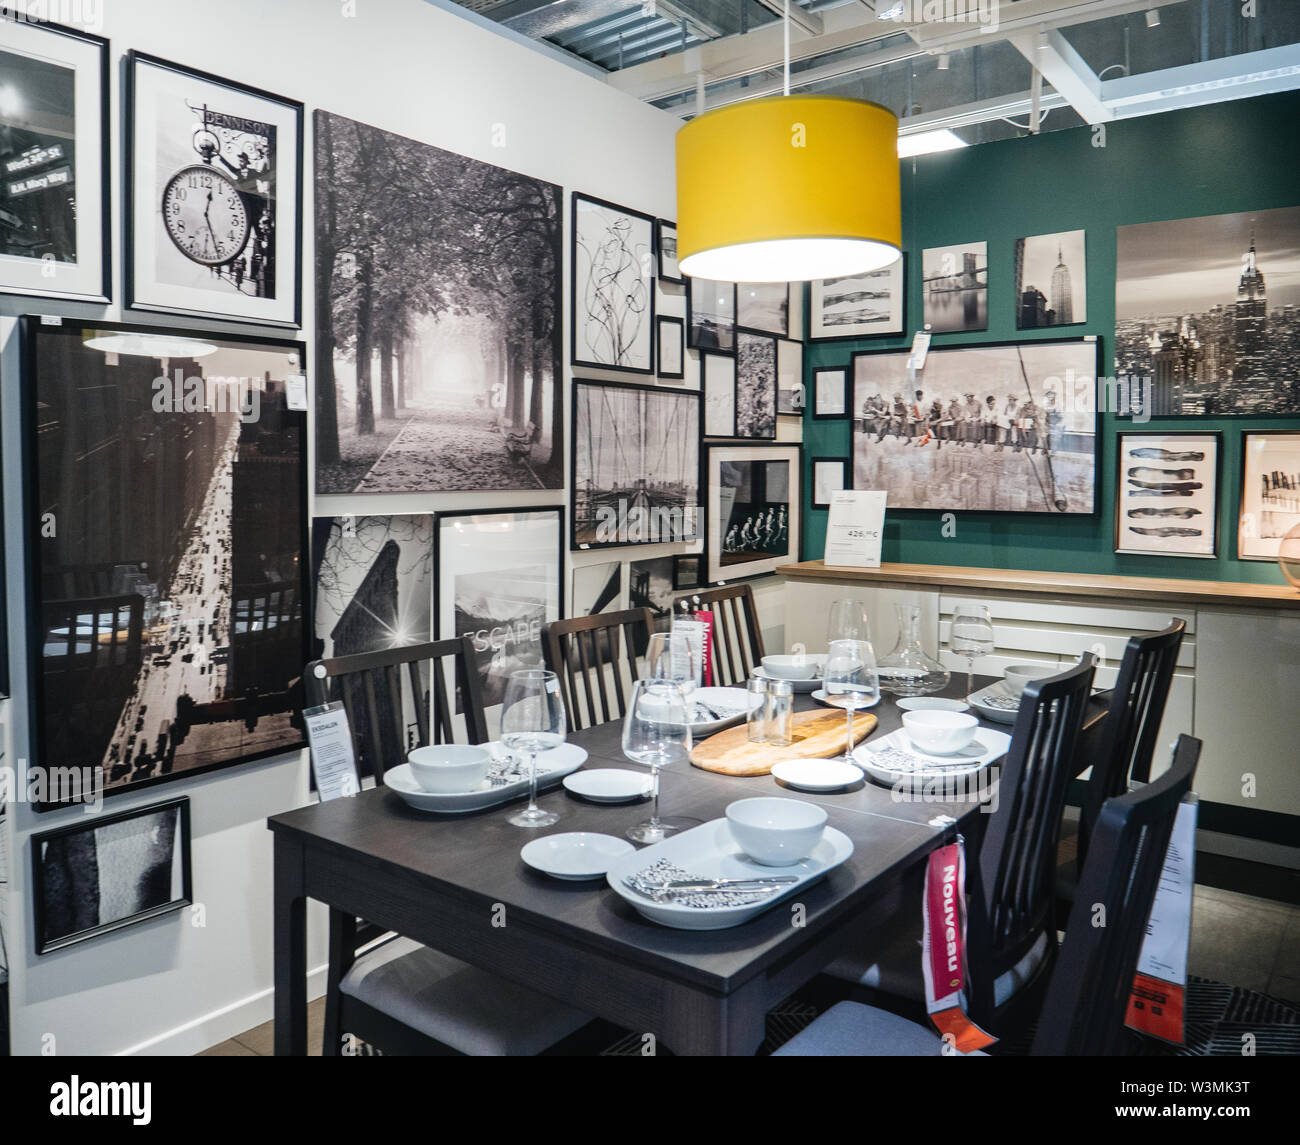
(340, 936, 590, 1056)
(773, 1001, 986, 1057)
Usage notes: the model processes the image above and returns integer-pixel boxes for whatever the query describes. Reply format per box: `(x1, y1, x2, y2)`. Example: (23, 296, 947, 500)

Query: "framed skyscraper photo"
(1015, 230, 1086, 329)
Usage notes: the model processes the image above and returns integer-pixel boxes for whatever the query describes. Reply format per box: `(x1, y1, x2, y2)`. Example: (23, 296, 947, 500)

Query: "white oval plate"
(521, 833, 635, 880)
(563, 768, 652, 803)
(383, 742, 587, 813)
(771, 758, 864, 792)
(896, 697, 971, 713)
(811, 689, 881, 708)
(753, 666, 823, 693)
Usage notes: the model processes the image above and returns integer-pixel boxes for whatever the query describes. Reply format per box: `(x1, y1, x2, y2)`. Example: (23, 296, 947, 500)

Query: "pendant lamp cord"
(783, 0, 791, 96)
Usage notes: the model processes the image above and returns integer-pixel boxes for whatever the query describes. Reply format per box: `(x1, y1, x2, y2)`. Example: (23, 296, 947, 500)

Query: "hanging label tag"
(303, 701, 360, 802)
(285, 374, 308, 410)
(907, 331, 931, 372)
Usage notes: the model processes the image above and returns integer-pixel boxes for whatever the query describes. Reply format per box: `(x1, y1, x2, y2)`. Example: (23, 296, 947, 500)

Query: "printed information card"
(824, 490, 887, 569)
(303, 701, 361, 802)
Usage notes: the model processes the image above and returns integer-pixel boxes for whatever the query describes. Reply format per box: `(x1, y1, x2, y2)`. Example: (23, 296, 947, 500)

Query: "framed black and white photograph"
(1116, 206, 1300, 416)
(312, 514, 434, 657)
(656, 218, 682, 284)
(852, 339, 1099, 514)
(811, 458, 848, 510)
(572, 560, 623, 618)
(673, 553, 704, 591)
(572, 192, 655, 374)
(706, 443, 801, 583)
(314, 111, 562, 495)
(687, 276, 736, 352)
(737, 282, 789, 337)
(629, 555, 675, 629)
(922, 241, 988, 334)
(777, 338, 805, 416)
(435, 507, 563, 708)
(1015, 229, 1086, 328)
(23, 318, 309, 809)
(735, 332, 777, 440)
(126, 52, 303, 326)
(703, 351, 737, 438)
(571, 379, 700, 549)
(33, 797, 192, 955)
(809, 257, 905, 340)
(0, 17, 109, 302)
(1239, 431, 1300, 561)
(1115, 433, 1219, 558)
(657, 315, 684, 380)
(813, 366, 848, 419)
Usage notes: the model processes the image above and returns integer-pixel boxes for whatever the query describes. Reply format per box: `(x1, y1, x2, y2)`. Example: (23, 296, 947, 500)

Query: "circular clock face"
(162, 164, 250, 266)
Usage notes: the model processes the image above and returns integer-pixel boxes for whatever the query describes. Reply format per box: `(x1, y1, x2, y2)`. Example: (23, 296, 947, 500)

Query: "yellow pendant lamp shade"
(676, 95, 902, 283)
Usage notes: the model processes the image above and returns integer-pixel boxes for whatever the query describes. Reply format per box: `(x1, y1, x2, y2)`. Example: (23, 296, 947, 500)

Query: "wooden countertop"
(775, 560, 1300, 611)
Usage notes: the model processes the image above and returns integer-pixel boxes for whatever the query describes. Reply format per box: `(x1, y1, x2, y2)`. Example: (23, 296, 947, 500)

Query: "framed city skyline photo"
(126, 52, 303, 325)
(687, 276, 736, 352)
(922, 241, 988, 334)
(572, 192, 655, 374)
(707, 443, 801, 583)
(851, 338, 1099, 515)
(657, 315, 684, 380)
(1239, 431, 1300, 561)
(0, 18, 110, 302)
(571, 379, 700, 549)
(1016, 229, 1087, 329)
(1116, 205, 1300, 416)
(737, 281, 790, 338)
(813, 367, 848, 418)
(809, 257, 905, 340)
(23, 318, 309, 808)
(735, 331, 777, 440)
(314, 111, 563, 495)
(1115, 433, 1220, 558)
(656, 218, 682, 284)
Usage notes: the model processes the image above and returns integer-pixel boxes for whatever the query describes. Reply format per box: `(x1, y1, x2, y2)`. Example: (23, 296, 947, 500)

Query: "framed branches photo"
(687, 276, 735, 353)
(706, 443, 801, 583)
(572, 192, 655, 374)
(656, 218, 683, 284)
(1115, 433, 1220, 558)
(809, 257, 905, 341)
(813, 366, 848, 419)
(126, 51, 303, 326)
(0, 17, 110, 303)
(657, 315, 684, 380)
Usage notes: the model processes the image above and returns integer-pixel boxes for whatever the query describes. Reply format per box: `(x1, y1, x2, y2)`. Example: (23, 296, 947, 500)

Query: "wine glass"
(500, 668, 566, 828)
(646, 630, 698, 694)
(823, 638, 880, 766)
(826, 599, 872, 644)
(623, 679, 698, 843)
(949, 605, 995, 697)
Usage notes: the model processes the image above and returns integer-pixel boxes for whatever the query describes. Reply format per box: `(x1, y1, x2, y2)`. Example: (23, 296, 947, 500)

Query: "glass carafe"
(876, 603, 950, 696)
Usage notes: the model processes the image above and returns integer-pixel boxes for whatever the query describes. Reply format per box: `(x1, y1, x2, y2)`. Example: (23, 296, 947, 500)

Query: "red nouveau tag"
(690, 610, 714, 686)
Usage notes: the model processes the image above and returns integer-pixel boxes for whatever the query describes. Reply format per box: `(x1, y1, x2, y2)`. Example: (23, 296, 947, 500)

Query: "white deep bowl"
(762, 654, 823, 680)
(725, 797, 829, 867)
(1002, 663, 1049, 697)
(902, 710, 979, 755)
(407, 744, 491, 793)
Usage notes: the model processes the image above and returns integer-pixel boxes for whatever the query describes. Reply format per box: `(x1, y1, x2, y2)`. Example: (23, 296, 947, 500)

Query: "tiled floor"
(197, 882, 1300, 1056)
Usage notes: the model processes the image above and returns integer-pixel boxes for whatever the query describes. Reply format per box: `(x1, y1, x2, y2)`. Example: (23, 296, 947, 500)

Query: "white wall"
(1, 0, 684, 1055)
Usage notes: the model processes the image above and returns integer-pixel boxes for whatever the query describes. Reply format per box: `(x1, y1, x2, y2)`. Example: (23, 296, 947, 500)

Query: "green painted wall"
(801, 89, 1300, 585)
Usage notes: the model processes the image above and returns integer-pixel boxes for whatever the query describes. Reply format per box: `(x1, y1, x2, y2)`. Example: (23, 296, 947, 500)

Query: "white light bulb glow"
(84, 333, 219, 358)
(679, 237, 900, 284)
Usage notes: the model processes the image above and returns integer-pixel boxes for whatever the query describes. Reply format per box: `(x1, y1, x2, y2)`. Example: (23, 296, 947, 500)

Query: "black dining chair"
(825, 654, 1098, 1039)
(305, 639, 593, 1056)
(774, 733, 1200, 1057)
(542, 607, 655, 731)
(682, 583, 766, 686)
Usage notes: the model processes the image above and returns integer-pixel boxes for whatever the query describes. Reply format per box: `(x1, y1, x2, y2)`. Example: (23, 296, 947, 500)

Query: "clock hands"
(203, 190, 219, 258)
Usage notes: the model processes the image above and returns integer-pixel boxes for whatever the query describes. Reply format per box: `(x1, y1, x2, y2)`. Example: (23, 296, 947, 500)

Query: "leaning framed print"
(1115, 433, 1220, 557)
(21, 317, 310, 809)
(571, 379, 700, 549)
(703, 351, 737, 438)
(656, 218, 683, 284)
(852, 338, 1100, 515)
(813, 366, 848, 419)
(657, 315, 685, 380)
(1238, 431, 1300, 561)
(434, 507, 564, 709)
(125, 52, 303, 326)
(572, 192, 655, 374)
(706, 443, 801, 583)
(0, 17, 110, 302)
(32, 796, 192, 954)
(737, 281, 790, 338)
(687, 275, 736, 352)
(811, 457, 848, 510)
(735, 331, 777, 440)
(809, 256, 905, 341)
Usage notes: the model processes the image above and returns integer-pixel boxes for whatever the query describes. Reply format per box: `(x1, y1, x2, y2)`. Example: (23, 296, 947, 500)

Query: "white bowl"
(520, 833, 635, 880)
(407, 744, 491, 793)
(1002, 663, 1050, 698)
(761, 654, 823, 680)
(895, 697, 970, 713)
(901, 710, 979, 755)
(725, 797, 829, 867)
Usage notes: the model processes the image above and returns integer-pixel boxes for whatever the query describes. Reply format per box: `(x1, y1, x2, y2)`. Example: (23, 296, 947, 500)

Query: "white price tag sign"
(303, 702, 360, 801)
(285, 374, 308, 411)
(907, 331, 931, 372)
(824, 490, 886, 569)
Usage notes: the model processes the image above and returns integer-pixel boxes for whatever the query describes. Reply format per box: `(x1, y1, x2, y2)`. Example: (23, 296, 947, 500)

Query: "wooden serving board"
(690, 708, 878, 776)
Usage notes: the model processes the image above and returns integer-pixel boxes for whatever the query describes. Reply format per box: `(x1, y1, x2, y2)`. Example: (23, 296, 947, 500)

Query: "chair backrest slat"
(542, 608, 654, 731)
(689, 584, 764, 686)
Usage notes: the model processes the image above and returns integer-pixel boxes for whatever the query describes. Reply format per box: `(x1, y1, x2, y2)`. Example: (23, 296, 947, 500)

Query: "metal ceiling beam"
(1100, 43, 1300, 116)
(751, 0, 823, 37)
(551, 9, 657, 48)
(587, 25, 703, 66)
(1009, 25, 1113, 123)
(565, 14, 661, 54)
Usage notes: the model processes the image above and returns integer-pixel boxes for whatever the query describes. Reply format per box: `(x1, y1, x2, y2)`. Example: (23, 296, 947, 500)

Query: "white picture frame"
(1115, 433, 1219, 558)
(706, 443, 800, 583)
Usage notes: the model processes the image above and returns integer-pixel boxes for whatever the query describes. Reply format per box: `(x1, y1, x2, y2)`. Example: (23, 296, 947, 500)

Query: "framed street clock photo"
(125, 52, 303, 326)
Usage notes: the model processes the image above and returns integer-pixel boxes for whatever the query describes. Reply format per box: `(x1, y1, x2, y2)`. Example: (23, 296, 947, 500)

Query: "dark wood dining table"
(269, 675, 1106, 1056)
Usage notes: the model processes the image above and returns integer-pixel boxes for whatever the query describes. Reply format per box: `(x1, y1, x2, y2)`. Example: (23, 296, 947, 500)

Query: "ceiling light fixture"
(1146, 8, 1160, 27)
(83, 331, 219, 358)
(898, 129, 968, 157)
(675, 0, 901, 282)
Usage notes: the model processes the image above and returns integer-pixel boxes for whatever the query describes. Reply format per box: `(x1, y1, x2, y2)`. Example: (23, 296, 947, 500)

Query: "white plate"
(383, 742, 588, 813)
(562, 769, 652, 803)
(771, 758, 864, 792)
(604, 817, 854, 930)
(753, 665, 823, 693)
(896, 696, 971, 713)
(520, 833, 635, 880)
(811, 689, 881, 709)
(967, 682, 1022, 724)
(853, 727, 1011, 792)
(688, 686, 762, 736)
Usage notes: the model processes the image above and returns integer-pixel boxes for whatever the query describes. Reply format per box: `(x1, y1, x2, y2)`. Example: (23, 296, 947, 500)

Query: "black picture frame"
(736, 281, 791, 339)
(705, 441, 802, 584)
(571, 192, 656, 375)
(1014, 230, 1088, 330)
(656, 218, 683, 285)
(20, 316, 311, 810)
(812, 366, 849, 419)
(0, 17, 111, 303)
(1237, 429, 1300, 562)
(672, 554, 705, 591)
(777, 337, 805, 416)
(702, 351, 737, 439)
(31, 796, 193, 955)
(657, 315, 685, 380)
(811, 457, 849, 510)
(735, 331, 778, 440)
(808, 254, 907, 342)
(124, 50, 304, 327)
(1114, 431, 1221, 558)
(687, 275, 736, 353)
(570, 378, 701, 550)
